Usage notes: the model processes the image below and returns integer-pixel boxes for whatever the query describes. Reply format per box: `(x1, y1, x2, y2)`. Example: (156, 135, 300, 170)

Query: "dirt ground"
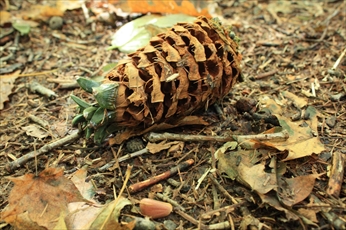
(0, 1, 345, 229)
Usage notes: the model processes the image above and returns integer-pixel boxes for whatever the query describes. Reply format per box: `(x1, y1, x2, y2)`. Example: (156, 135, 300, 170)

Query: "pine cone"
(72, 16, 242, 144)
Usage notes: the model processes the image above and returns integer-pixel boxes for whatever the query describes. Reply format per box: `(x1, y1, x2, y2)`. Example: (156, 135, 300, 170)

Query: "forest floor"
(0, 1, 345, 229)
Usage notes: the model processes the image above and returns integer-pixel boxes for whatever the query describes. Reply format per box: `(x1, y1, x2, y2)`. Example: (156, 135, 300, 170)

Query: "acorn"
(71, 16, 242, 144)
(139, 198, 173, 219)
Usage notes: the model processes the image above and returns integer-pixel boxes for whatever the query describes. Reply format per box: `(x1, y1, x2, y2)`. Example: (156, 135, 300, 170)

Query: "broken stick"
(5, 131, 80, 172)
(128, 159, 194, 193)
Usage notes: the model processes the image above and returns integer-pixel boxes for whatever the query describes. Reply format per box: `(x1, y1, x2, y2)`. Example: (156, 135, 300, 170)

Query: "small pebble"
(326, 116, 336, 128)
(235, 97, 257, 113)
(164, 220, 178, 230)
(126, 137, 145, 153)
(49, 16, 63, 30)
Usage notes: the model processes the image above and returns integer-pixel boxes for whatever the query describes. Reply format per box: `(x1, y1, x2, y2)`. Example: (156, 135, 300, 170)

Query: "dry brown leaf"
(217, 147, 277, 194)
(70, 167, 95, 200)
(298, 208, 318, 223)
(258, 193, 300, 221)
(89, 197, 132, 229)
(21, 124, 49, 139)
(1, 168, 87, 229)
(110, 0, 211, 17)
(281, 91, 308, 109)
(238, 162, 277, 194)
(279, 174, 321, 207)
(146, 141, 183, 154)
(0, 70, 20, 110)
(0, 11, 11, 25)
(258, 96, 325, 160)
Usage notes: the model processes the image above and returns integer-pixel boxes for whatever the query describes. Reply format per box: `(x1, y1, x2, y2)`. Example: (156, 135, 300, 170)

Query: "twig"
(5, 131, 80, 172)
(330, 92, 346, 101)
(195, 168, 210, 190)
(29, 81, 57, 99)
(156, 193, 186, 211)
(28, 114, 49, 128)
(193, 221, 233, 230)
(128, 159, 194, 193)
(58, 82, 80, 89)
(175, 208, 207, 228)
(0, 52, 14, 62)
(208, 174, 239, 204)
(331, 47, 346, 70)
(253, 70, 277, 80)
(200, 203, 243, 220)
(326, 151, 345, 197)
(146, 130, 289, 143)
(98, 148, 149, 172)
(310, 194, 346, 229)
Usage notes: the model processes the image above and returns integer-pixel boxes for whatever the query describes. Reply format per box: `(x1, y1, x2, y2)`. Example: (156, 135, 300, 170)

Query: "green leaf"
(13, 22, 31, 35)
(90, 107, 106, 127)
(93, 83, 118, 110)
(102, 63, 118, 76)
(85, 127, 94, 139)
(83, 106, 97, 120)
(93, 124, 109, 144)
(77, 77, 101, 93)
(109, 14, 195, 53)
(72, 114, 86, 126)
(71, 94, 92, 111)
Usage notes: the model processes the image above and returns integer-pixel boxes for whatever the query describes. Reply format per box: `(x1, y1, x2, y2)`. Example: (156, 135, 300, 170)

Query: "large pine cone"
(72, 16, 242, 144)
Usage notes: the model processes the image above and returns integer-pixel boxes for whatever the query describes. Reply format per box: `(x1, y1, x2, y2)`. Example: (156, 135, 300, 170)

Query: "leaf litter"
(0, 0, 345, 229)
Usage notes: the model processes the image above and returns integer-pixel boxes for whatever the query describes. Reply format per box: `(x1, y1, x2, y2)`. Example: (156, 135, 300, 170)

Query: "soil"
(0, 1, 345, 229)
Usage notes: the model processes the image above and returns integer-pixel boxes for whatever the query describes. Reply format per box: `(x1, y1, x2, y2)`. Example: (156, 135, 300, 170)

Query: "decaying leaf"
(70, 167, 96, 200)
(278, 174, 321, 207)
(258, 95, 325, 160)
(217, 140, 321, 219)
(0, 10, 11, 25)
(0, 70, 20, 110)
(21, 124, 49, 139)
(1, 168, 87, 229)
(218, 148, 277, 194)
(64, 167, 134, 230)
(65, 197, 133, 230)
(112, 0, 211, 17)
(146, 141, 184, 154)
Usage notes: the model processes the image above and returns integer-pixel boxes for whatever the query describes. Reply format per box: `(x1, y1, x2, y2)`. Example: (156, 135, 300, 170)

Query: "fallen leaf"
(258, 95, 325, 160)
(1, 168, 87, 229)
(70, 167, 96, 200)
(281, 91, 308, 109)
(258, 193, 299, 221)
(0, 11, 11, 25)
(21, 124, 49, 139)
(0, 70, 20, 110)
(12, 22, 31, 35)
(110, 14, 196, 53)
(278, 174, 321, 207)
(214, 141, 238, 160)
(298, 208, 318, 223)
(51, 121, 69, 137)
(20, 5, 64, 21)
(89, 197, 132, 229)
(146, 141, 183, 154)
(218, 147, 276, 194)
(112, 0, 210, 17)
(238, 162, 277, 194)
